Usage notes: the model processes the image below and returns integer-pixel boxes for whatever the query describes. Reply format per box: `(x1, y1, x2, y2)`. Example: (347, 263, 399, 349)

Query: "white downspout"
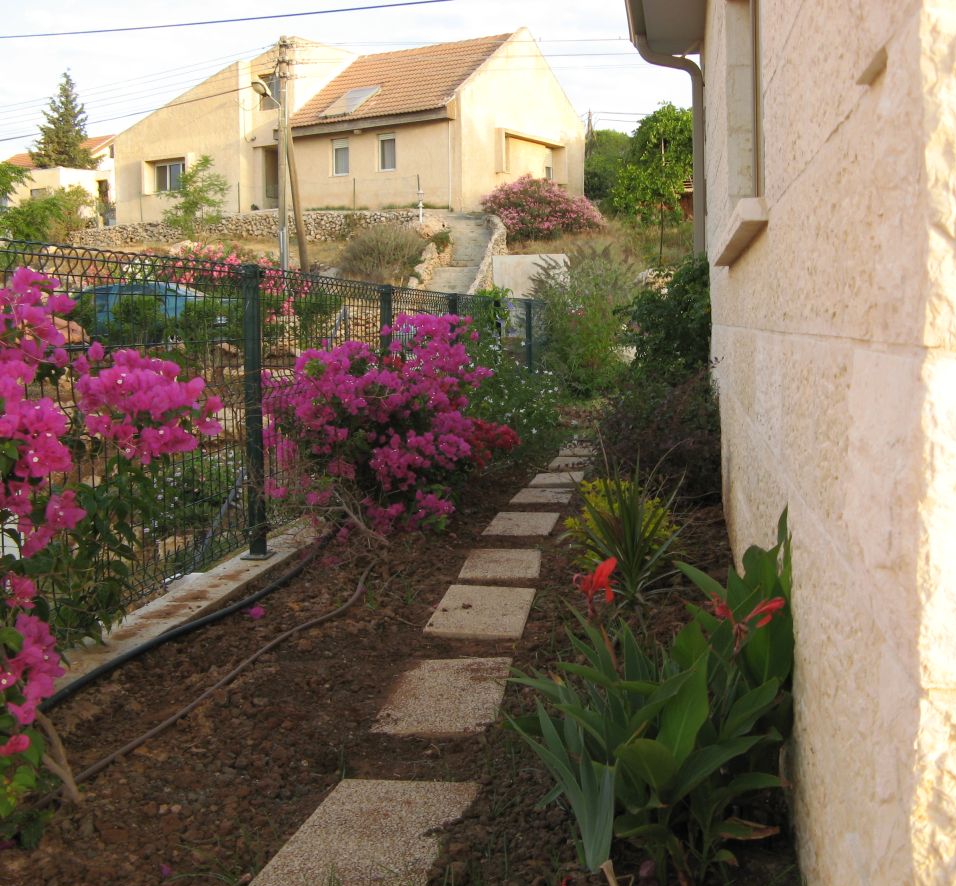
(633, 34, 706, 255)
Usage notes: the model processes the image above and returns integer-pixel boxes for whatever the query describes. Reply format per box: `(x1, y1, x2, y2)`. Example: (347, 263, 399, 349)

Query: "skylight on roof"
(321, 85, 381, 117)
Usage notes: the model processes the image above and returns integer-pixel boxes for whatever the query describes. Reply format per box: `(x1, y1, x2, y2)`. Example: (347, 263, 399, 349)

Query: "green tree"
(30, 72, 96, 170)
(0, 162, 30, 205)
(611, 103, 693, 259)
(0, 185, 94, 242)
(160, 155, 229, 239)
(584, 129, 631, 204)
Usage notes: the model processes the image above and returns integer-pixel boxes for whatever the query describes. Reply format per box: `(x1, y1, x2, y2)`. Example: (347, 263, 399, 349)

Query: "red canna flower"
(745, 596, 786, 628)
(574, 557, 617, 617)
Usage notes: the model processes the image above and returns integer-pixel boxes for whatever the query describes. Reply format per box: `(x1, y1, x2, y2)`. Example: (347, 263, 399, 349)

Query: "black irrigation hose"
(40, 529, 335, 712)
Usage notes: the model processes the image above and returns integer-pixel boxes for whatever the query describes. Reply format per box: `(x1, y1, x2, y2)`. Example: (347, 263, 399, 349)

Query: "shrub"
(531, 245, 639, 397)
(338, 223, 425, 285)
(562, 470, 683, 611)
(160, 154, 229, 239)
(626, 252, 710, 381)
(262, 313, 517, 534)
(430, 228, 451, 252)
(480, 174, 604, 242)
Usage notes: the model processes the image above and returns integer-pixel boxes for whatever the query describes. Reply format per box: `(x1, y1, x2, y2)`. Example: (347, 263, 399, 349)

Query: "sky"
(0, 0, 692, 160)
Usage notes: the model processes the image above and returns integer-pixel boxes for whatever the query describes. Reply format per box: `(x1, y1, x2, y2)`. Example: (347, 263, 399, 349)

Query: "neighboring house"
(113, 30, 584, 224)
(625, 2, 955, 884)
(3, 135, 116, 224)
(288, 29, 584, 211)
(113, 38, 357, 225)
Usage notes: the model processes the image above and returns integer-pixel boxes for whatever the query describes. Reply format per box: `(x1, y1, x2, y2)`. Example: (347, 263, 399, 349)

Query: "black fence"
(0, 239, 543, 610)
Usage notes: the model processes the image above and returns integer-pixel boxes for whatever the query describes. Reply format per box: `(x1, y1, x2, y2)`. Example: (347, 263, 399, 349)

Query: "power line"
(0, 0, 454, 40)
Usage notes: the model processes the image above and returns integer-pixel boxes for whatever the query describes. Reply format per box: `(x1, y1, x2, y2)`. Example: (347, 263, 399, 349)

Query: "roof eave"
(292, 105, 454, 137)
(624, 0, 706, 55)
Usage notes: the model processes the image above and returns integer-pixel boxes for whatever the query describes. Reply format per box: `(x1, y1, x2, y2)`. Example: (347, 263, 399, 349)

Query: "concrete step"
(251, 779, 479, 885)
(457, 547, 542, 582)
(372, 657, 511, 737)
(424, 584, 536, 641)
(482, 511, 561, 537)
(528, 471, 584, 488)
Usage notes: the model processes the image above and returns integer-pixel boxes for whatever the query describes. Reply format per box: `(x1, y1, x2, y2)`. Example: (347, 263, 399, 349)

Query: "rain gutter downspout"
(633, 34, 706, 255)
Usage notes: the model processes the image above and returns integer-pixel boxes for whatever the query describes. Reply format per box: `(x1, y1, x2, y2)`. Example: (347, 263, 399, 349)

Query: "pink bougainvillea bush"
(480, 174, 604, 242)
(263, 313, 519, 535)
(0, 267, 222, 835)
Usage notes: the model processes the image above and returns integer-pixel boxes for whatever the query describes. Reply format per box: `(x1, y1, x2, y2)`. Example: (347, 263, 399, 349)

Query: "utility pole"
(277, 36, 290, 270)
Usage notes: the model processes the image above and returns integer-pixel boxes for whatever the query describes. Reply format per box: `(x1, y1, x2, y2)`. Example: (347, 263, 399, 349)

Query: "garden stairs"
(426, 212, 492, 294)
(250, 451, 592, 885)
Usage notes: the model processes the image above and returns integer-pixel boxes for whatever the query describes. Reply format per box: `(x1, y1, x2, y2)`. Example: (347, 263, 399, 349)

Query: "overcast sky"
(0, 0, 692, 159)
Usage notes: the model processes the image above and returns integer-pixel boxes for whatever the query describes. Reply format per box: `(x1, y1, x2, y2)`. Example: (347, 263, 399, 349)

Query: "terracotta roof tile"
(4, 135, 115, 169)
(292, 33, 512, 128)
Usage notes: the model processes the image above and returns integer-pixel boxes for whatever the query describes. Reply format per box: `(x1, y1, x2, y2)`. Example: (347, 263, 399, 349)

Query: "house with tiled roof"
(3, 135, 116, 224)
(112, 30, 584, 224)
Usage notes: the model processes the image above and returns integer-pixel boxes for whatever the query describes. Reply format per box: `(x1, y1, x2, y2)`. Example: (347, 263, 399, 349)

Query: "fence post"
(379, 283, 394, 351)
(241, 263, 273, 560)
(447, 294, 459, 316)
(525, 299, 534, 372)
(494, 295, 502, 342)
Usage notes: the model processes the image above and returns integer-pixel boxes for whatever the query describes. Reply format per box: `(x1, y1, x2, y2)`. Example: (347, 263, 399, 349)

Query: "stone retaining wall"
(467, 215, 508, 295)
(71, 209, 419, 248)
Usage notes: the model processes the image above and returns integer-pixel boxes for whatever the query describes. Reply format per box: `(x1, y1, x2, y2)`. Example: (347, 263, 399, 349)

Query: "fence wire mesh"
(0, 239, 541, 612)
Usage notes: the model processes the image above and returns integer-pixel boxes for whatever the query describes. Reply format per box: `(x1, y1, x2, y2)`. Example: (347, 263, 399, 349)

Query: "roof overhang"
(624, 0, 706, 55)
(292, 105, 454, 138)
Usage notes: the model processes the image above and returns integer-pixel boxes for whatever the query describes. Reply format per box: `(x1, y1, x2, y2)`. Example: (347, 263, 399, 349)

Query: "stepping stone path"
(252, 441, 593, 885)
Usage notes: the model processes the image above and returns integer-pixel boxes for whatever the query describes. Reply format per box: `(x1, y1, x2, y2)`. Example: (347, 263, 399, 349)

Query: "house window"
(30, 187, 50, 199)
(379, 134, 396, 171)
(332, 139, 349, 176)
(155, 159, 184, 192)
(725, 0, 763, 200)
(544, 148, 554, 181)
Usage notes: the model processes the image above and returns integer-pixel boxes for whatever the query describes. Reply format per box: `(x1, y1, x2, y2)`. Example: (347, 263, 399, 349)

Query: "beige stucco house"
(4, 135, 116, 224)
(112, 30, 584, 224)
(625, 1, 956, 883)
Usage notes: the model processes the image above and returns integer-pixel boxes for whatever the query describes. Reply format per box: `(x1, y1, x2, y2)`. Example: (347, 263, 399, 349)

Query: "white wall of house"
(704, 1, 956, 882)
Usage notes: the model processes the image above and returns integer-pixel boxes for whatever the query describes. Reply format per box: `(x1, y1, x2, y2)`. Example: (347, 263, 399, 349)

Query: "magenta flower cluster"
(0, 267, 221, 802)
(264, 313, 515, 534)
(480, 174, 605, 242)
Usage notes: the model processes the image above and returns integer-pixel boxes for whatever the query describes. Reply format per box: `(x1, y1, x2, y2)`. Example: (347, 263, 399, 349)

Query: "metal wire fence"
(0, 238, 542, 609)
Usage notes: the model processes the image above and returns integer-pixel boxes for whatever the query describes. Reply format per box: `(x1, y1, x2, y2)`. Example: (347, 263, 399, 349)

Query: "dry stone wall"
(71, 209, 418, 248)
(467, 215, 508, 295)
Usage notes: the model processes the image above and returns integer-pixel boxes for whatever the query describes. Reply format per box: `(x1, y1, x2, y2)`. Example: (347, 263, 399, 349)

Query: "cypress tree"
(30, 72, 96, 169)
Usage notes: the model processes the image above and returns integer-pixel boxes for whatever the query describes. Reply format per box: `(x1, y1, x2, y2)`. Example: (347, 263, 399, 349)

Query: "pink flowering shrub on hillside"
(481, 174, 604, 241)
(0, 267, 221, 834)
(263, 313, 518, 534)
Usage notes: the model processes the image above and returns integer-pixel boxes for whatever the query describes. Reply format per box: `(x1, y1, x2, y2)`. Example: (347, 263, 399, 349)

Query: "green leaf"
(670, 735, 763, 800)
(675, 560, 726, 601)
(657, 651, 708, 765)
(720, 679, 780, 740)
(0, 627, 23, 652)
(616, 738, 678, 792)
(718, 817, 780, 841)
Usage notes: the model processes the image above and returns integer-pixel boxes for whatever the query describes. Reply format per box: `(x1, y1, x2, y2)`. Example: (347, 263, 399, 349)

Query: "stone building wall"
(704, 1, 956, 883)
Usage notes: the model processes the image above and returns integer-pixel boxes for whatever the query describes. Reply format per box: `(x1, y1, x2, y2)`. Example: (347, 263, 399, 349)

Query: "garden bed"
(0, 457, 797, 886)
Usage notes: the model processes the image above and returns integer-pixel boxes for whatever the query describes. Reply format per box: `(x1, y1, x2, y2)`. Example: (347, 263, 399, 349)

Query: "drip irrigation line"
(30, 558, 376, 813)
(41, 529, 333, 712)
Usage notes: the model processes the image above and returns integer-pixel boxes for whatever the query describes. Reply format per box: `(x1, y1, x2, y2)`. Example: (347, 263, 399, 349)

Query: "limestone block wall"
(704, 1, 956, 882)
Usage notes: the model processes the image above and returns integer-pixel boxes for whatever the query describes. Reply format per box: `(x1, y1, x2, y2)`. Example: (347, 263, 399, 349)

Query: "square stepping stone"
(529, 471, 583, 488)
(424, 585, 536, 640)
(458, 548, 540, 581)
(372, 657, 512, 736)
(549, 456, 589, 470)
(482, 511, 560, 537)
(510, 488, 573, 505)
(560, 446, 595, 457)
(251, 779, 479, 886)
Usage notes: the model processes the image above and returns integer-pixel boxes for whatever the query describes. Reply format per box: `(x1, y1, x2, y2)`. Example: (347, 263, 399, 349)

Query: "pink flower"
(0, 734, 30, 757)
(246, 605, 265, 620)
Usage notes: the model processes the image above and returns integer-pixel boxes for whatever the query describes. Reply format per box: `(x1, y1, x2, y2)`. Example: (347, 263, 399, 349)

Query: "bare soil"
(0, 461, 798, 886)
